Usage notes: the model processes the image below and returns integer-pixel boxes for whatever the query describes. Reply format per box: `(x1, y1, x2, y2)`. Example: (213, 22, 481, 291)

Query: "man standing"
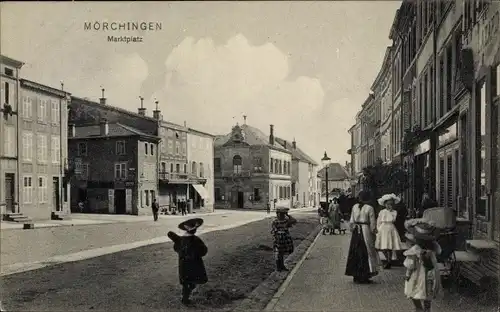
(152, 198, 159, 221)
(266, 201, 271, 214)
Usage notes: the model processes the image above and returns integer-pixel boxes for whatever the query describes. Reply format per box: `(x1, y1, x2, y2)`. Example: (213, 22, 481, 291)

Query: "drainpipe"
(430, 4, 438, 201)
(59, 94, 63, 214)
(16, 78, 21, 214)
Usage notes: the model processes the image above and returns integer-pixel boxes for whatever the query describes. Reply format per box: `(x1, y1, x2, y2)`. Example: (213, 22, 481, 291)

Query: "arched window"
(199, 162, 204, 178)
(233, 155, 242, 173)
(192, 161, 197, 175)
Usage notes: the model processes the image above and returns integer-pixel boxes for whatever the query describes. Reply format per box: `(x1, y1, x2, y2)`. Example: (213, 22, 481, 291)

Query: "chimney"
(69, 124, 76, 138)
(153, 100, 162, 120)
(138, 96, 146, 116)
(99, 119, 109, 136)
(283, 140, 287, 149)
(243, 115, 247, 125)
(99, 87, 106, 105)
(292, 138, 297, 149)
(269, 124, 274, 145)
(184, 121, 187, 127)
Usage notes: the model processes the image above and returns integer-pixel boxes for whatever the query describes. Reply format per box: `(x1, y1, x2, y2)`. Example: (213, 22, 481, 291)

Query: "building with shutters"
(274, 137, 318, 208)
(214, 122, 292, 210)
(1, 55, 71, 221)
(186, 128, 215, 212)
(68, 121, 160, 215)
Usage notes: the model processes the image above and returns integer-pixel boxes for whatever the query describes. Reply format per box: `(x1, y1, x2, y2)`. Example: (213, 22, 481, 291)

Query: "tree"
(360, 160, 409, 203)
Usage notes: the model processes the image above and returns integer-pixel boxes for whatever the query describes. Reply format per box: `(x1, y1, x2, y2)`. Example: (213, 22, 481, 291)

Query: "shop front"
(435, 122, 459, 212)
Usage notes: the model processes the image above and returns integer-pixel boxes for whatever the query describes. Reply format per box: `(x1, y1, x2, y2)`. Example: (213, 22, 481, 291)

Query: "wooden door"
(52, 177, 60, 211)
(5, 174, 15, 213)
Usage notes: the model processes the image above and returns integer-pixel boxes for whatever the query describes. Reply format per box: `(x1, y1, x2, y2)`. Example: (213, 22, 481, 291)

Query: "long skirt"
(345, 226, 379, 280)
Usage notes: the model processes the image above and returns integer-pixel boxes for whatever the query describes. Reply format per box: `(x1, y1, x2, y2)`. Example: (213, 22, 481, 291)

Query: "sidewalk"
(265, 233, 495, 312)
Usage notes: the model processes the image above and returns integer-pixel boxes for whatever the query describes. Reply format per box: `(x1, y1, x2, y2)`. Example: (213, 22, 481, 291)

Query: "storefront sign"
(438, 123, 458, 147)
(414, 139, 430, 156)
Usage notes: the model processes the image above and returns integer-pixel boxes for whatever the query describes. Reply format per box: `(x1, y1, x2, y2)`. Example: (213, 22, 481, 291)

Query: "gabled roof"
(317, 163, 350, 181)
(214, 124, 290, 153)
(274, 137, 318, 165)
(0, 54, 24, 68)
(70, 122, 159, 141)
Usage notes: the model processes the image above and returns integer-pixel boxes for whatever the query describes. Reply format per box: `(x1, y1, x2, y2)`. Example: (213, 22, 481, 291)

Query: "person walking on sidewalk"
(403, 221, 442, 312)
(271, 207, 297, 272)
(328, 198, 343, 235)
(375, 193, 404, 269)
(345, 190, 381, 283)
(152, 198, 159, 221)
(167, 218, 208, 305)
(267, 201, 271, 214)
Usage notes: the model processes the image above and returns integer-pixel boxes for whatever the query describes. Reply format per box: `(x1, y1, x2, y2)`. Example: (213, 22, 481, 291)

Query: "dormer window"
(4, 68, 13, 76)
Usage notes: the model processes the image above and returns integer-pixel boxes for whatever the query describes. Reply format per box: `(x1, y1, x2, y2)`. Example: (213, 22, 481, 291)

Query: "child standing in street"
(167, 218, 208, 305)
(403, 221, 442, 312)
(271, 207, 297, 272)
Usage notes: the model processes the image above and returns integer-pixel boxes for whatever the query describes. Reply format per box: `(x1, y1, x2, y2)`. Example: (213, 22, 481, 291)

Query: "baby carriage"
(421, 207, 460, 290)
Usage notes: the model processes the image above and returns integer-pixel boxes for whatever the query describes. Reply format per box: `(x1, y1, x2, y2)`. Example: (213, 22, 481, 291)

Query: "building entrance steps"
(265, 232, 496, 312)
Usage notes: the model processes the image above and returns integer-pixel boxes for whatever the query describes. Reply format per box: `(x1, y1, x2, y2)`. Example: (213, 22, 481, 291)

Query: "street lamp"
(321, 151, 331, 205)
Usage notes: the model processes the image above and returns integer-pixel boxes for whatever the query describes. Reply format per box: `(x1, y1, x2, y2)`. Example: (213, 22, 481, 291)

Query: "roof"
(70, 122, 159, 141)
(274, 137, 318, 165)
(317, 163, 350, 181)
(188, 127, 216, 138)
(370, 46, 392, 91)
(214, 124, 290, 153)
(21, 79, 70, 98)
(1, 54, 24, 68)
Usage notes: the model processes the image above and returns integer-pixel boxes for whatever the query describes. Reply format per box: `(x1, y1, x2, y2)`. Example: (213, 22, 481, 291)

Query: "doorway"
(114, 189, 126, 214)
(52, 177, 61, 211)
(237, 191, 244, 208)
(5, 173, 15, 213)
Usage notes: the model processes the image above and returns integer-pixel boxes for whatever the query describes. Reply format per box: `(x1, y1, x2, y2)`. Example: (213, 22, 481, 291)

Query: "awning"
(192, 184, 209, 199)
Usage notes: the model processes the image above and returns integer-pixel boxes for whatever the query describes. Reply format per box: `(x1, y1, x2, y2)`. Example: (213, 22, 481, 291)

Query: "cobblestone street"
(266, 233, 497, 312)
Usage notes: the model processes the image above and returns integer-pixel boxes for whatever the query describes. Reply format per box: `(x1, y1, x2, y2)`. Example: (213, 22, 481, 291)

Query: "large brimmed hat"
(377, 193, 401, 206)
(406, 221, 439, 241)
(276, 206, 290, 213)
(178, 218, 204, 231)
(357, 190, 372, 204)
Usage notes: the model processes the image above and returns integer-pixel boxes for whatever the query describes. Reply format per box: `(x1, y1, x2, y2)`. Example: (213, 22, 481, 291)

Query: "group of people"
(345, 190, 443, 312)
(318, 198, 346, 235)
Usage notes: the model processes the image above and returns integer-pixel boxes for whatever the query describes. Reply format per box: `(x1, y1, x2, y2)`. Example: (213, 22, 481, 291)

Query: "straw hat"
(178, 218, 204, 231)
(377, 193, 401, 206)
(276, 206, 290, 213)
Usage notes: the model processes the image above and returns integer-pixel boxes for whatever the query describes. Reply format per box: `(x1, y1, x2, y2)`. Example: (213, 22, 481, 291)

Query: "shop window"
(439, 157, 445, 206)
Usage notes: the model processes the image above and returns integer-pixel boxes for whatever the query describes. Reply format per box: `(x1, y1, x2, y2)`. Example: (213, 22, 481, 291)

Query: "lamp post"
(321, 151, 331, 206)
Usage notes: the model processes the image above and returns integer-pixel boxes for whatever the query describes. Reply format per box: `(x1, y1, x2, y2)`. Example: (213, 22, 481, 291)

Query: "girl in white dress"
(375, 193, 404, 269)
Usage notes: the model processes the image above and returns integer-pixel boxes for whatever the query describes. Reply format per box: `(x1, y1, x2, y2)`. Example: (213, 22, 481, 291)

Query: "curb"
(231, 224, 322, 312)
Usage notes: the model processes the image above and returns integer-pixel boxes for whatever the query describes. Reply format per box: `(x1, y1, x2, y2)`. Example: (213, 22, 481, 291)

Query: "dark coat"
(394, 201, 407, 239)
(167, 232, 208, 285)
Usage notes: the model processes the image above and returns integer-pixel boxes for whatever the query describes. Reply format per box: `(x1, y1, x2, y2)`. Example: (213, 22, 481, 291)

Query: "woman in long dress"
(345, 190, 381, 283)
(375, 194, 404, 269)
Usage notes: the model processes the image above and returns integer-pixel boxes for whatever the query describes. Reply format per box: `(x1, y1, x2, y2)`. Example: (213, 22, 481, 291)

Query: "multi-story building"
(317, 163, 350, 201)
(275, 137, 318, 208)
(214, 123, 292, 210)
(68, 120, 160, 215)
(1, 55, 23, 218)
(371, 47, 394, 164)
(69, 95, 213, 214)
(186, 127, 215, 212)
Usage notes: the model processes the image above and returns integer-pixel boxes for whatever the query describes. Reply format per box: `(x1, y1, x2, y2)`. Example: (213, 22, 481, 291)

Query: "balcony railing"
(216, 170, 252, 178)
(159, 172, 190, 181)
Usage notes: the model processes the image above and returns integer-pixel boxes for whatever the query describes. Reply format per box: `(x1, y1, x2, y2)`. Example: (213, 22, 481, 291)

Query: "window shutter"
(446, 155, 453, 208)
(439, 157, 445, 206)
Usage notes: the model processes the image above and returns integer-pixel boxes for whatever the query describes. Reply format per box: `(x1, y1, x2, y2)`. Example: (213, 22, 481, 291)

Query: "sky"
(1, 1, 400, 165)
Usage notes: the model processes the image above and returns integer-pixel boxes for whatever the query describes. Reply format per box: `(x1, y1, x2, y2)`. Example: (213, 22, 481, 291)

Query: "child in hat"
(271, 207, 297, 272)
(403, 221, 443, 312)
(167, 218, 208, 305)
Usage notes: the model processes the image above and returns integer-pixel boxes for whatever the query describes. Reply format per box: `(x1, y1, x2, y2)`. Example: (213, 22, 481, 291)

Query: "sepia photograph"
(0, 1, 499, 311)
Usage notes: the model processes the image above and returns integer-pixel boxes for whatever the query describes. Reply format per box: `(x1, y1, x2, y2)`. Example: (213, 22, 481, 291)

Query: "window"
(150, 143, 154, 155)
(270, 158, 274, 172)
(176, 142, 180, 154)
(145, 190, 150, 206)
(253, 188, 261, 201)
(81, 163, 89, 179)
(446, 45, 453, 110)
(4, 126, 15, 157)
(150, 190, 155, 203)
(215, 188, 221, 201)
(477, 81, 487, 217)
(170, 163, 174, 172)
(4, 67, 13, 76)
(184, 164, 187, 173)
(192, 161, 197, 175)
(200, 162, 204, 178)
(38, 176, 47, 203)
(145, 143, 148, 155)
(116, 141, 126, 155)
(4, 82, 9, 104)
(51, 100, 60, 124)
(161, 162, 166, 173)
(22, 132, 33, 161)
(176, 164, 180, 173)
(23, 176, 33, 204)
(214, 158, 221, 172)
(78, 142, 87, 156)
(233, 155, 242, 173)
(253, 157, 262, 172)
(182, 142, 187, 155)
(38, 99, 47, 122)
(51, 136, 60, 163)
(114, 162, 127, 179)
(37, 134, 47, 163)
(22, 96, 32, 119)
(167, 139, 173, 154)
